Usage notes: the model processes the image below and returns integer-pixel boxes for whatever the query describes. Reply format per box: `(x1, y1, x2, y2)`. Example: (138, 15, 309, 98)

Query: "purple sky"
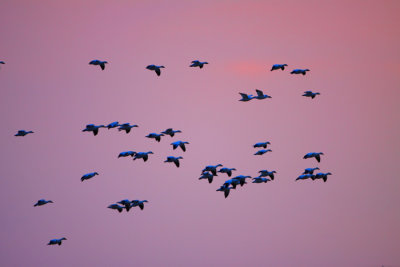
(1, 0, 399, 266)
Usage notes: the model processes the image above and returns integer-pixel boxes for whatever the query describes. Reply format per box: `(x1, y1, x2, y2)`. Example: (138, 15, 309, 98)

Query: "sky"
(0, 0, 399, 266)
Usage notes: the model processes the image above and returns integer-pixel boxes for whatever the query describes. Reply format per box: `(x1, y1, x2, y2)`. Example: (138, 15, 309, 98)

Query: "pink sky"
(0, 0, 399, 266)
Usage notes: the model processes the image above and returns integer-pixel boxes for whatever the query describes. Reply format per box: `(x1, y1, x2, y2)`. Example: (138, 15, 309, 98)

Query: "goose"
(314, 172, 332, 182)
(130, 200, 148, 210)
(146, 133, 164, 142)
(146, 65, 165, 76)
(202, 164, 223, 176)
(89, 60, 108, 70)
(107, 204, 124, 213)
(164, 156, 183, 168)
(303, 152, 324, 162)
(303, 167, 319, 175)
(34, 199, 53, 207)
(239, 93, 254, 102)
(258, 170, 276, 180)
(107, 121, 120, 129)
(223, 178, 241, 189)
(291, 69, 310, 75)
(118, 151, 136, 158)
(161, 128, 182, 137)
(82, 124, 105, 136)
(15, 130, 34, 137)
(271, 64, 287, 71)
(232, 175, 252, 187)
(171, 141, 189, 152)
(295, 174, 315, 181)
(118, 123, 138, 134)
(252, 177, 271, 183)
(133, 151, 153, 162)
(81, 172, 99, 182)
(216, 185, 234, 198)
(199, 172, 216, 183)
(190, 60, 208, 69)
(254, 89, 272, 100)
(47, 237, 67, 246)
(303, 91, 320, 99)
(254, 141, 270, 148)
(218, 167, 236, 177)
(254, 149, 272, 155)
(117, 199, 133, 211)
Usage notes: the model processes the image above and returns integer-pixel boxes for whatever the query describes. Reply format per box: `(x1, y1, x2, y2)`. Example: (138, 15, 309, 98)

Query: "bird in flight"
(34, 199, 53, 207)
(89, 59, 108, 70)
(190, 60, 208, 69)
(303, 152, 324, 162)
(15, 130, 34, 137)
(291, 68, 310, 75)
(146, 65, 165, 76)
(270, 64, 287, 71)
(303, 91, 320, 99)
(47, 237, 67, 246)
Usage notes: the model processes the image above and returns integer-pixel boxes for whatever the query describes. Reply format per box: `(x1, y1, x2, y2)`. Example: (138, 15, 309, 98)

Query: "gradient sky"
(1, 0, 399, 266)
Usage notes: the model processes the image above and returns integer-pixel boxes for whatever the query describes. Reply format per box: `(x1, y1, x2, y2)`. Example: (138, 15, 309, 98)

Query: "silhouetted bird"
(146, 65, 165, 76)
(130, 200, 148, 210)
(47, 238, 67, 246)
(146, 133, 164, 142)
(107, 121, 120, 129)
(108, 204, 124, 213)
(216, 185, 234, 198)
(254, 141, 271, 148)
(254, 89, 272, 100)
(303, 167, 319, 175)
(161, 128, 182, 137)
(314, 172, 332, 182)
(202, 164, 223, 176)
(117, 123, 138, 134)
(304, 152, 324, 162)
(218, 167, 237, 177)
(190, 60, 208, 69)
(82, 124, 105, 136)
(164, 156, 183, 167)
(171, 141, 189, 152)
(239, 93, 254, 102)
(296, 174, 315, 181)
(254, 149, 272, 155)
(199, 172, 216, 183)
(291, 69, 310, 75)
(117, 199, 133, 211)
(252, 177, 271, 183)
(258, 170, 276, 180)
(15, 130, 34, 137)
(232, 175, 252, 187)
(89, 60, 107, 70)
(81, 172, 99, 182)
(133, 151, 153, 162)
(118, 151, 136, 158)
(34, 199, 53, 207)
(271, 64, 287, 71)
(303, 91, 320, 99)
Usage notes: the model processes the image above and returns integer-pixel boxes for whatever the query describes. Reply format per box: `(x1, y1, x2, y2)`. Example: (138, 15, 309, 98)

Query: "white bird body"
(108, 204, 124, 213)
(107, 121, 120, 129)
(303, 91, 320, 99)
(253, 141, 270, 148)
(89, 59, 107, 70)
(252, 177, 271, 183)
(314, 172, 332, 182)
(130, 200, 148, 210)
(202, 164, 222, 175)
(199, 172, 216, 183)
(303, 167, 319, 175)
(296, 174, 314, 181)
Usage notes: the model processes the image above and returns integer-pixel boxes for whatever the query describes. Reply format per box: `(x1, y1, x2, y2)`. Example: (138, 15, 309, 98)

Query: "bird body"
(296, 174, 314, 181)
(254, 141, 270, 148)
(303, 91, 320, 99)
(130, 200, 148, 210)
(146, 65, 165, 76)
(82, 124, 105, 136)
(258, 170, 276, 180)
(164, 156, 183, 167)
(118, 151, 136, 158)
(239, 93, 254, 102)
(118, 123, 138, 134)
(117, 199, 132, 211)
(303, 167, 320, 175)
(81, 172, 99, 182)
(291, 69, 310, 75)
(271, 64, 287, 71)
(161, 128, 182, 137)
(190, 60, 208, 68)
(254, 149, 272, 155)
(216, 185, 234, 198)
(108, 204, 124, 213)
(34, 199, 53, 207)
(133, 151, 153, 162)
(146, 133, 164, 142)
(218, 167, 236, 177)
(252, 177, 271, 183)
(303, 152, 324, 162)
(254, 89, 272, 100)
(314, 172, 332, 182)
(89, 60, 107, 70)
(15, 130, 34, 136)
(232, 175, 252, 187)
(202, 164, 223, 176)
(199, 172, 216, 183)
(171, 141, 189, 152)
(107, 121, 120, 129)
(47, 237, 67, 246)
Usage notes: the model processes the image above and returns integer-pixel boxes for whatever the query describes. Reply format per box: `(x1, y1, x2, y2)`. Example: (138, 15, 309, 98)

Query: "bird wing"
(315, 154, 321, 162)
(100, 63, 105, 70)
(224, 189, 230, 198)
(180, 143, 186, 152)
(139, 203, 144, 210)
(143, 155, 148, 162)
(255, 90, 264, 97)
(93, 129, 99, 136)
(239, 93, 249, 99)
(155, 68, 161, 76)
(174, 159, 180, 168)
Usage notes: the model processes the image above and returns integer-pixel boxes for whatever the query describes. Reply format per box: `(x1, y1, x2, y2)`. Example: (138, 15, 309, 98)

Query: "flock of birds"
(6, 59, 332, 246)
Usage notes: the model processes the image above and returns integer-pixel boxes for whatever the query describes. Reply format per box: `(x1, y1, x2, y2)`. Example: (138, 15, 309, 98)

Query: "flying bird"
(47, 238, 67, 246)
(130, 200, 148, 210)
(314, 172, 332, 182)
(271, 64, 287, 71)
(146, 133, 164, 142)
(34, 199, 53, 207)
(133, 151, 153, 162)
(15, 130, 34, 137)
(106, 121, 120, 129)
(118, 151, 136, 158)
(232, 175, 252, 187)
(291, 69, 310, 75)
(223, 178, 241, 189)
(190, 60, 208, 69)
(303, 91, 320, 99)
(117, 199, 133, 211)
(304, 152, 324, 162)
(89, 60, 108, 70)
(202, 164, 223, 176)
(82, 124, 105, 136)
(254, 149, 272, 155)
(216, 185, 234, 198)
(164, 156, 183, 167)
(252, 177, 271, 183)
(258, 170, 276, 180)
(254, 89, 272, 100)
(303, 167, 320, 175)
(107, 204, 124, 213)
(239, 93, 254, 102)
(161, 128, 182, 137)
(199, 172, 216, 184)
(218, 167, 237, 177)
(81, 172, 99, 182)
(146, 65, 165, 76)
(118, 123, 138, 134)
(171, 141, 189, 152)
(253, 141, 271, 149)
(296, 174, 315, 181)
